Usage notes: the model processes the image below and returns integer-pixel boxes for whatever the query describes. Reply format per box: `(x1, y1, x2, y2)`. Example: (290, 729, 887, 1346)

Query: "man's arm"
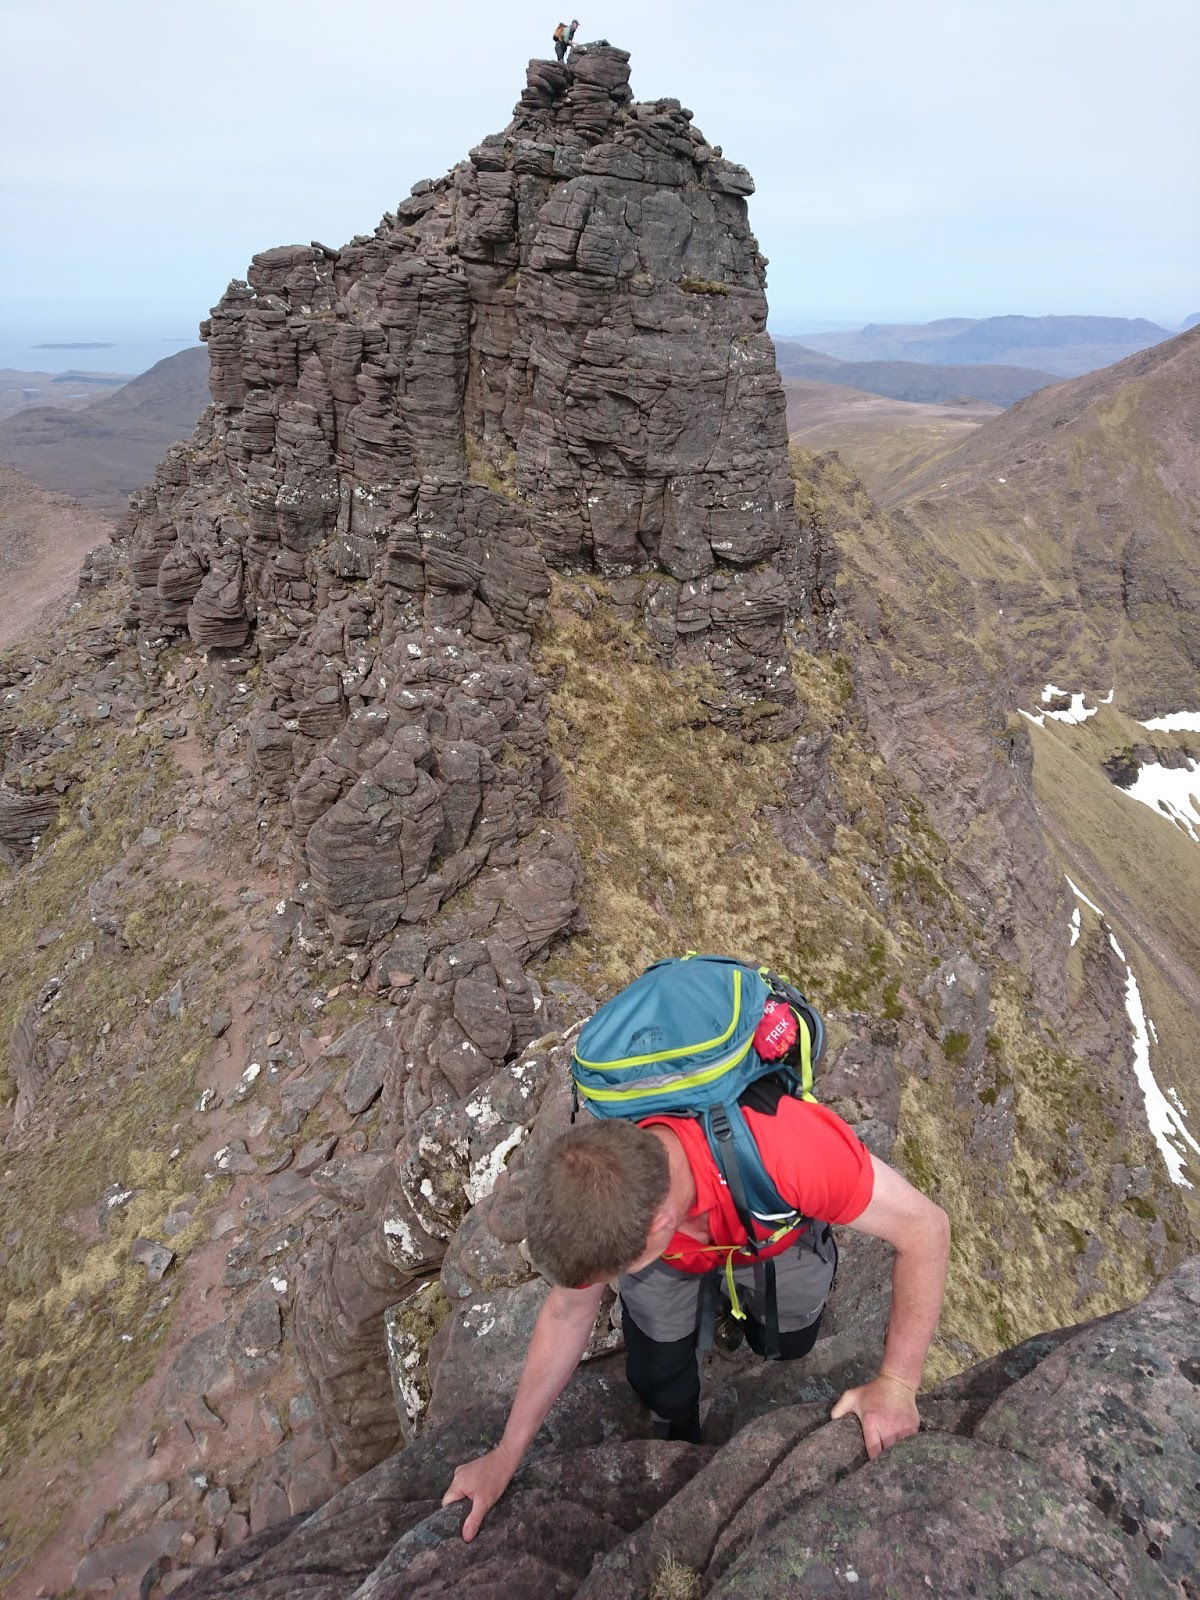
(442, 1280, 605, 1539)
(830, 1153, 950, 1458)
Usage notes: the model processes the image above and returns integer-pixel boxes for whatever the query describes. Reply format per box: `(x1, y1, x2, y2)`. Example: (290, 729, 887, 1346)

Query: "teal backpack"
(571, 953, 826, 1260)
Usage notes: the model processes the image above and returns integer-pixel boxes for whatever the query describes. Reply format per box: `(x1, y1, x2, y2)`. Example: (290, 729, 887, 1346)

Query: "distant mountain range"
(0, 345, 209, 514)
(791, 314, 1173, 378)
(773, 342, 1056, 406)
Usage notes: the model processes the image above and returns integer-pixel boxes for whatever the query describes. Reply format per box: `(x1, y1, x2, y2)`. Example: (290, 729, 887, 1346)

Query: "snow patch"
(1065, 879, 1196, 1186)
(1107, 929, 1198, 1188)
(1120, 759, 1200, 842)
(1040, 684, 1098, 725)
(1136, 710, 1200, 733)
(1069, 905, 1081, 948)
(1065, 876, 1104, 919)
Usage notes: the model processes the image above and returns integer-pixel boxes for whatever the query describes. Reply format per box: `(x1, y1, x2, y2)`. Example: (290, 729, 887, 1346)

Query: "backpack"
(553, 23, 566, 41)
(571, 954, 826, 1239)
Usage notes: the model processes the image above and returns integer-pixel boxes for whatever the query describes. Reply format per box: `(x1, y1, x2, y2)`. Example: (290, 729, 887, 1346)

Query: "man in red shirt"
(444, 1097, 949, 1541)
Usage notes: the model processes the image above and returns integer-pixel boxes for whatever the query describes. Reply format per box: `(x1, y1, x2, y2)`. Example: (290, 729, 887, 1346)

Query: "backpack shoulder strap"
(705, 1100, 808, 1236)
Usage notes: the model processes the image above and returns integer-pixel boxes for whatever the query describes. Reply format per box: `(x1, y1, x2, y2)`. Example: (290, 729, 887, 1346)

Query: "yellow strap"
(576, 1033, 756, 1102)
(724, 1252, 745, 1319)
(663, 1216, 802, 1325)
(798, 1014, 816, 1101)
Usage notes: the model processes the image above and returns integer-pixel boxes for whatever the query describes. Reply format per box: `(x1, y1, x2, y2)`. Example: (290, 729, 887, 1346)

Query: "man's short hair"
(525, 1119, 670, 1287)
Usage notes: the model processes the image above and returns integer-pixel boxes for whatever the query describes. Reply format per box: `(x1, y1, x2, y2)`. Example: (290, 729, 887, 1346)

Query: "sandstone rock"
(975, 1258, 1200, 1587)
(72, 1522, 185, 1590)
(213, 1140, 257, 1175)
(0, 785, 58, 863)
(294, 1134, 337, 1176)
(130, 1237, 175, 1283)
(164, 1325, 233, 1430)
(339, 1039, 388, 1114)
(708, 1431, 1173, 1599)
(384, 1280, 451, 1437)
(166, 1249, 1200, 1600)
(234, 1296, 284, 1363)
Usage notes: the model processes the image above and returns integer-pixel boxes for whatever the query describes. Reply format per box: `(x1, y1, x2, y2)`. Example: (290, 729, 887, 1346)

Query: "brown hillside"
(0, 462, 112, 649)
(0, 347, 210, 516)
(784, 378, 997, 493)
(883, 326, 1200, 714)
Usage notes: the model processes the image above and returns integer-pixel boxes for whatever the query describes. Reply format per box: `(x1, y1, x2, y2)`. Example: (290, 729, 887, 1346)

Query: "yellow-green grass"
(535, 569, 1187, 1381)
(0, 593, 241, 1564)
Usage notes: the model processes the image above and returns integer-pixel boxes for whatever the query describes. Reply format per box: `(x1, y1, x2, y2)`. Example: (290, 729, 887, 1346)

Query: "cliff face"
(122, 41, 825, 954)
(1, 44, 1195, 1600)
(158, 1260, 1200, 1600)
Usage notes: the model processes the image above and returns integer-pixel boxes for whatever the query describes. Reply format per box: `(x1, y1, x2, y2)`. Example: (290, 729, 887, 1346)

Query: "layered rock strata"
(117, 44, 823, 1468)
(170, 1259, 1200, 1600)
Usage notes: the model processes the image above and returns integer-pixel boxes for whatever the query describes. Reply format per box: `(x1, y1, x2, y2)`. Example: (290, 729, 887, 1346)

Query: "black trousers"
(622, 1299, 824, 1441)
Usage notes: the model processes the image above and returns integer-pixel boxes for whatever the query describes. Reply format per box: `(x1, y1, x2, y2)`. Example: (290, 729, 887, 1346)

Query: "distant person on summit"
(443, 955, 951, 1542)
(552, 19, 579, 61)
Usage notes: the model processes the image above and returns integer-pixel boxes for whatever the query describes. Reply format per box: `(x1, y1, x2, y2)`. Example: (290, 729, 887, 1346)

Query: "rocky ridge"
(114, 41, 830, 1475)
(0, 41, 1195, 1600)
(169, 1257, 1200, 1599)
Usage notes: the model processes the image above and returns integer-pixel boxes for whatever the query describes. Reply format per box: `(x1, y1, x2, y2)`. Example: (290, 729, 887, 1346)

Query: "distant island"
(33, 341, 115, 350)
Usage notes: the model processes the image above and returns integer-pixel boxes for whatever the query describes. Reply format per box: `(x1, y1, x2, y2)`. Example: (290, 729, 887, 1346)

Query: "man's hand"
(441, 1445, 519, 1541)
(831, 1375, 920, 1459)
(441, 1282, 604, 1542)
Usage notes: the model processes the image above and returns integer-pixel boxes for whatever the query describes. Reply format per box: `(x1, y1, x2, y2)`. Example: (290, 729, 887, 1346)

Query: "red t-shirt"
(640, 1099, 874, 1275)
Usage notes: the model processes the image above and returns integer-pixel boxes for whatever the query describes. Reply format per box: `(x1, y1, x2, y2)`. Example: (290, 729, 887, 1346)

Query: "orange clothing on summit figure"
(553, 20, 579, 62)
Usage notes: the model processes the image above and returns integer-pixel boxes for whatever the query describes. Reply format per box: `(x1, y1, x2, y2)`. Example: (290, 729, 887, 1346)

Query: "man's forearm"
(497, 1288, 600, 1463)
(879, 1209, 950, 1390)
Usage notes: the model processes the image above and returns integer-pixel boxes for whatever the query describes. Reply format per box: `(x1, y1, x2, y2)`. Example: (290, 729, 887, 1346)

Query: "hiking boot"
(713, 1304, 745, 1354)
(651, 1411, 703, 1444)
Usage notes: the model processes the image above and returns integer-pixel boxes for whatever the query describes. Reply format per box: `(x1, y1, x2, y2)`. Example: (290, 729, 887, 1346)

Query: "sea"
(0, 330, 204, 378)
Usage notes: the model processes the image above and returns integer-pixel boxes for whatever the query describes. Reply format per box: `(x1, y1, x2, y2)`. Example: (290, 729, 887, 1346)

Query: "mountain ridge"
(0, 40, 1194, 1600)
(799, 312, 1173, 377)
(774, 339, 1057, 405)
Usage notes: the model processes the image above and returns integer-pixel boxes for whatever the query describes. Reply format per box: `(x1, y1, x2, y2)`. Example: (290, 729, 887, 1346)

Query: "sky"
(1, 0, 1197, 366)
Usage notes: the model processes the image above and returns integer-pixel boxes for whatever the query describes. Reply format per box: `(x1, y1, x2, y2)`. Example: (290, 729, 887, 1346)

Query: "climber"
(442, 1105, 949, 1540)
(552, 19, 579, 61)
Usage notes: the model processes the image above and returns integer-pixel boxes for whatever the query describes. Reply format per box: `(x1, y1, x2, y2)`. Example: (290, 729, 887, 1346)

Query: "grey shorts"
(618, 1225, 838, 1341)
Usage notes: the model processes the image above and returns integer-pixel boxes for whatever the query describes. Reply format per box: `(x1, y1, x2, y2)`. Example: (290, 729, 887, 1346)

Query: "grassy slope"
(784, 379, 996, 496)
(875, 329, 1200, 705)
(0, 591, 239, 1563)
(535, 540, 1189, 1385)
(1024, 706, 1200, 1105)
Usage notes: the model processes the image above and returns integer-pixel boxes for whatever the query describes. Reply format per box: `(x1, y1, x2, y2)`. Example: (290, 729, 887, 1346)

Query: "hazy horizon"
(2, 0, 1197, 351)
